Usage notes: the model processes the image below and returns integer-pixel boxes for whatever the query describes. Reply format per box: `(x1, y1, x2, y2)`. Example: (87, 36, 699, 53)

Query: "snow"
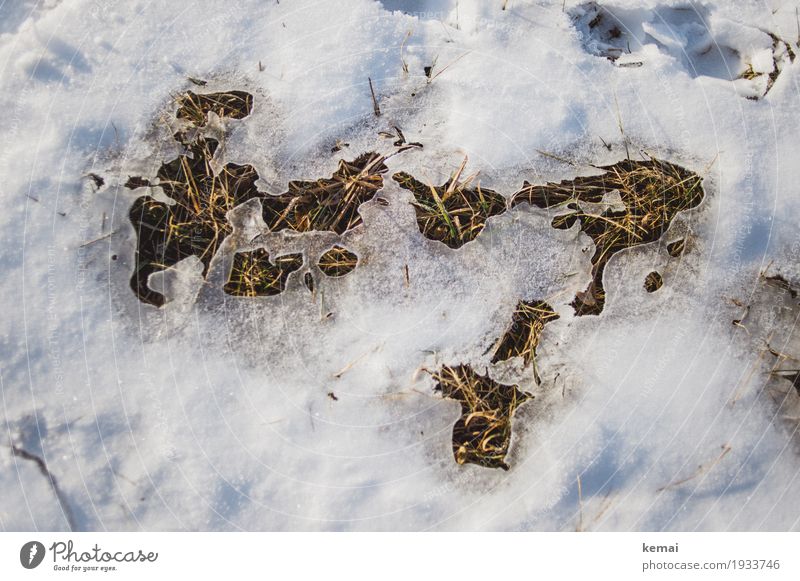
(1, 0, 800, 531)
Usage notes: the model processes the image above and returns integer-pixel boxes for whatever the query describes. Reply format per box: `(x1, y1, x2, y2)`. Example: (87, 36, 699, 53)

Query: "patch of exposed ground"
(127, 90, 381, 306)
(224, 250, 303, 297)
(261, 153, 388, 234)
(393, 161, 507, 249)
(667, 237, 686, 257)
(512, 158, 704, 315)
(644, 271, 663, 293)
(317, 246, 359, 277)
(431, 365, 531, 470)
(129, 136, 262, 306)
(491, 300, 559, 384)
(175, 90, 253, 126)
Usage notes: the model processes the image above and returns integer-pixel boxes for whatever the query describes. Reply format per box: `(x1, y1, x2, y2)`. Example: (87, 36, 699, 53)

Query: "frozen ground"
(1, 0, 800, 531)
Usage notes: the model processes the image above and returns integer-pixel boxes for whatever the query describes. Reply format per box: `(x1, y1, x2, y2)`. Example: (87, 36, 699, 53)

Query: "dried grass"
(644, 271, 663, 293)
(224, 249, 303, 297)
(667, 238, 685, 257)
(492, 301, 559, 383)
(393, 160, 507, 249)
(431, 365, 531, 470)
(512, 157, 704, 315)
(317, 246, 359, 277)
(176, 90, 253, 127)
(262, 153, 388, 235)
(129, 137, 262, 306)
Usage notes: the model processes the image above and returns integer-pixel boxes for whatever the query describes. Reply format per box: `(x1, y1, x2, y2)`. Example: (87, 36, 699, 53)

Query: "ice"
(1, 0, 800, 531)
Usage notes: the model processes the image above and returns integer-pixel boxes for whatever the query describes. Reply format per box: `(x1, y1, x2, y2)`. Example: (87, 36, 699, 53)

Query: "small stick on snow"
(729, 345, 768, 406)
(79, 231, 115, 248)
(536, 149, 576, 166)
(613, 92, 630, 161)
(333, 344, 383, 379)
(591, 492, 616, 526)
(429, 52, 471, 83)
(400, 30, 412, 75)
(656, 444, 732, 492)
(369, 77, 381, 117)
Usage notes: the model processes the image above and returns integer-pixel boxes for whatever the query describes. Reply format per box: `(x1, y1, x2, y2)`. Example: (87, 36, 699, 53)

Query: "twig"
(400, 30, 412, 75)
(12, 444, 77, 531)
(429, 51, 471, 83)
(368, 77, 381, 117)
(535, 149, 576, 166)
(656, 444, 732, 492)
(333, 345, 381, 378)
(613, 91, 629, 160)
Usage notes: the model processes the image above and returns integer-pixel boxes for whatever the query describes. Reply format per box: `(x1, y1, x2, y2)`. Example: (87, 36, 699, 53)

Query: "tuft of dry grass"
(393, 160, 507, 249)
(129, 136, 262, 306)
(175, 90, 253, 127)
(512, 157, 704, 315)
(262, 153, 388, 235)
(739, 34, 796, 98)
(317, 246, 359, 277)
(764, 273, 798, 299)
(739, 64, 760, 81)
(224, 249, 303, 297)
(431, 365, 531, 470)
(551, 209, 579, 230)
(667, 237, 685, 257)
(644, 271, 663, 293)
(128, 134, 384, 305)
(492, 301, 559, 383)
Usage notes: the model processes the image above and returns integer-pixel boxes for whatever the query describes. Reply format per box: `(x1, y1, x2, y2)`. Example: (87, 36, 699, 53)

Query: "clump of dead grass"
(176, 90, 253, 127)
(644, 271, 663, 293)
(393, 160, 507, 249)
(262, 153, 388, 235)
(317, 246, 358, 277)
(512, 157, 704, 315)
(667, 237, 686, 257)
(739, 34, 796, 98)
(129, 136, 262, 306)
(492, 301, 559, 383)
(224, 249, 303, 297)
(431, 364, 531, 470)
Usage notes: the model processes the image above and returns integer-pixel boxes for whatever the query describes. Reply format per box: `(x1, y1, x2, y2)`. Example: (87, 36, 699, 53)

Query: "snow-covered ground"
(1, 0, 800, 531)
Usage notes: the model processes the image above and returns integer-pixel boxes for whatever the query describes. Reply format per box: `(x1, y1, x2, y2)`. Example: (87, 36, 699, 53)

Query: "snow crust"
(1, 0, 800, 530)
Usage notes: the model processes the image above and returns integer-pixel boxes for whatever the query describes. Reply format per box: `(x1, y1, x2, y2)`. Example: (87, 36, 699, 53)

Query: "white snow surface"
(1, 0, 800, 531)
